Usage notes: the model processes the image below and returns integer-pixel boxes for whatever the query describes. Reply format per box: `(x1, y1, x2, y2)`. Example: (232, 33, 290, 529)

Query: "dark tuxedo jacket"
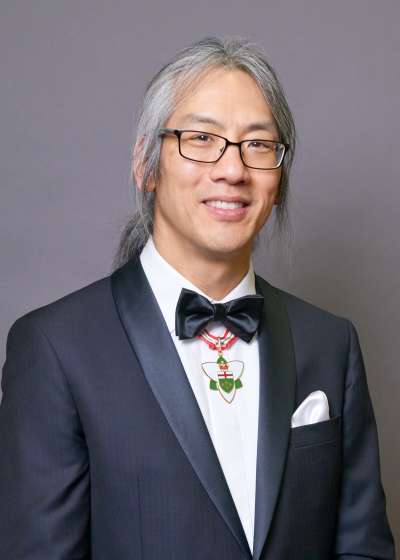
(0, 256, 395, 559)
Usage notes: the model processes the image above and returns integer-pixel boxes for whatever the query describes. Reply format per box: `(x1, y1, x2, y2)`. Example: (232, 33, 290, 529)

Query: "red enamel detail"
(197, 328, 238, 350)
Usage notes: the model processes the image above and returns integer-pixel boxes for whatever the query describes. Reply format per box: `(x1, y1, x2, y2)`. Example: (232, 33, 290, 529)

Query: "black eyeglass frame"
(158, 128, 289, 170)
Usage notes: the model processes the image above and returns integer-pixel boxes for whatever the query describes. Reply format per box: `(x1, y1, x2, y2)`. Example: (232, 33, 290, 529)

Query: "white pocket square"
(291, 390, 330, 428)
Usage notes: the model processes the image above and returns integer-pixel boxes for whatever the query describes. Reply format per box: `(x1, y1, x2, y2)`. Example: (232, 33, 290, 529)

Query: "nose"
(209, 142, 248, 184)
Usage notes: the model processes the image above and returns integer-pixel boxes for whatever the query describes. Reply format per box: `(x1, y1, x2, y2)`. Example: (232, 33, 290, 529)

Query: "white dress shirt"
(140, 237, 260, 553)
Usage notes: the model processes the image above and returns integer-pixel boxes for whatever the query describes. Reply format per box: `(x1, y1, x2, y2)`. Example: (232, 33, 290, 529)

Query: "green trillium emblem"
(201, 355, 244, 403)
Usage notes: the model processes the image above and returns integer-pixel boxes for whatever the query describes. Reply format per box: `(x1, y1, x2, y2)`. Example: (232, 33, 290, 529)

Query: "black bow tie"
(175, 288, 264, 343)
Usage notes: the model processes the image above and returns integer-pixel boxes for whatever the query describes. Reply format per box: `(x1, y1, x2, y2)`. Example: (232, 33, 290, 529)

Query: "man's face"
(142, 67, 282, 261)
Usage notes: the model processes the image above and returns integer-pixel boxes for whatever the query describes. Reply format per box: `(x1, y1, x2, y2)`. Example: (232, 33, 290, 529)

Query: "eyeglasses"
(158, 128, 288, 170)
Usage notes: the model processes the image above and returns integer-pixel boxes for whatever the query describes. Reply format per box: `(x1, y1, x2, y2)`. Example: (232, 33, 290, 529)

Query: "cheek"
(170, 162, 204, 201)
(178, 158, 205, 183)
(257, 176, 280, 207)
(158, 162, 204, 218)
(163, 152, 201, 186)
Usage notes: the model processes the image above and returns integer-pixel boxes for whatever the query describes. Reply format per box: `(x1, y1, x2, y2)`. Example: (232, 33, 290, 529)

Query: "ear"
(132, 136, 156, 192)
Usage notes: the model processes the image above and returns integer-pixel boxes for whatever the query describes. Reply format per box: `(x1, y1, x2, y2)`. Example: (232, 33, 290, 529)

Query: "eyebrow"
(178, 113, 277, 135)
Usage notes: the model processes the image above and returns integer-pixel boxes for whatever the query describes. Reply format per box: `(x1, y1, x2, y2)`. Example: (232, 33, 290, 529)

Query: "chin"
(199, 236, 251, 259)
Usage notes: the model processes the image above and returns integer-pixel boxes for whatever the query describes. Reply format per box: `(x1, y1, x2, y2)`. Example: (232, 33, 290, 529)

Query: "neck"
(151, 235, 252, 301)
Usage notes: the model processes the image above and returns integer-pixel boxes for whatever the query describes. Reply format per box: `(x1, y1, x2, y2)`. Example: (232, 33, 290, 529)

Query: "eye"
(247, 140, 273, 151)
(190, 133, 213, 143)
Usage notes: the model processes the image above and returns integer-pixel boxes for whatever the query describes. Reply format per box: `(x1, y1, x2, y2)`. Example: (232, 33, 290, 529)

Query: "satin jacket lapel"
(111, 257, 252, 558)
(252, 276, 296, 560)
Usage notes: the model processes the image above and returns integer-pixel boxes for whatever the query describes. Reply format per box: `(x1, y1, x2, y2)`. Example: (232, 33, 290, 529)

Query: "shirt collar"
(139, 236, 256, 334)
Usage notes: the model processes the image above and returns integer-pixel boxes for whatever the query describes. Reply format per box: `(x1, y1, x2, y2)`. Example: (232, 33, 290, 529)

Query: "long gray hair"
(112, 36, 296, 271)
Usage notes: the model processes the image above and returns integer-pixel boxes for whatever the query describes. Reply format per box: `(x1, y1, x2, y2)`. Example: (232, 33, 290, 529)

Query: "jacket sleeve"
(0, 314, 90, 559)
(333, 320, 395, 559)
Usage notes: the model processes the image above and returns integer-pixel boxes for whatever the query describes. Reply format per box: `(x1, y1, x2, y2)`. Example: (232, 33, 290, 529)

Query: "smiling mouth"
(203, 200, 249, 209)
(201, 199, 250, 222)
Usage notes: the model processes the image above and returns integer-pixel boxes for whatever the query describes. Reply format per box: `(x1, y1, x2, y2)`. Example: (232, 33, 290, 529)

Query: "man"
(0, 36, 395, 559)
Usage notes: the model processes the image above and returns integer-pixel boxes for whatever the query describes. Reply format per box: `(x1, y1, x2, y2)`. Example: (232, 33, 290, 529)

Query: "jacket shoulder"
(257, 276, 355, 382)
(256, 274, 352, 344)
(257, 274, 348, 320)
(9, 273, 114, 338)
(278, 286, 349, 326)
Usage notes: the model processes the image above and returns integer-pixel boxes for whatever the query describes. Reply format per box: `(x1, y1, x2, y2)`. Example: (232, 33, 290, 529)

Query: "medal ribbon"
(198, 328, 244, 404)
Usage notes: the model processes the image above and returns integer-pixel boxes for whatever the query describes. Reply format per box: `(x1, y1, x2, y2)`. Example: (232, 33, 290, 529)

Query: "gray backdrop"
(1, 0, 399, 545)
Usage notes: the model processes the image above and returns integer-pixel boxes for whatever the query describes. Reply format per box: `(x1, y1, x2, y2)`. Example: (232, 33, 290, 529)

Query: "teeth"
(206, 200, 245, 209)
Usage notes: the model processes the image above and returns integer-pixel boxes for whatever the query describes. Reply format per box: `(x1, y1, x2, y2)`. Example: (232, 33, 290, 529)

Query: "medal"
(198, 329, 244, 404)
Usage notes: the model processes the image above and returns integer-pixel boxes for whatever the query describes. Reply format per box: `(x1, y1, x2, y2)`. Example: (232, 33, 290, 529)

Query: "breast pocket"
(268, 415, 342, 548)
(290, 414, 341, 448)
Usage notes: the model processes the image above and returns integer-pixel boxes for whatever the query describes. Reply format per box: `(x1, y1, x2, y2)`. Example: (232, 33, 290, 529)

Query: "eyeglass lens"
(179, 131, 284, 169)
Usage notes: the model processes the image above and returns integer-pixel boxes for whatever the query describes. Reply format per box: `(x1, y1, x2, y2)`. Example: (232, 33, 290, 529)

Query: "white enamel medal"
(198, 329, 244, 404)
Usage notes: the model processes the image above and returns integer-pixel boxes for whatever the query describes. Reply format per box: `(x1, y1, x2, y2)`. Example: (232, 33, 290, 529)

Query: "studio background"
(1, 0, 399, 544)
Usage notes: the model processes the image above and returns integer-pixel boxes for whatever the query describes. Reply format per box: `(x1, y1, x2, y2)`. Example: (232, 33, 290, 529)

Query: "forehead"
(167, 67, 276, 133)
